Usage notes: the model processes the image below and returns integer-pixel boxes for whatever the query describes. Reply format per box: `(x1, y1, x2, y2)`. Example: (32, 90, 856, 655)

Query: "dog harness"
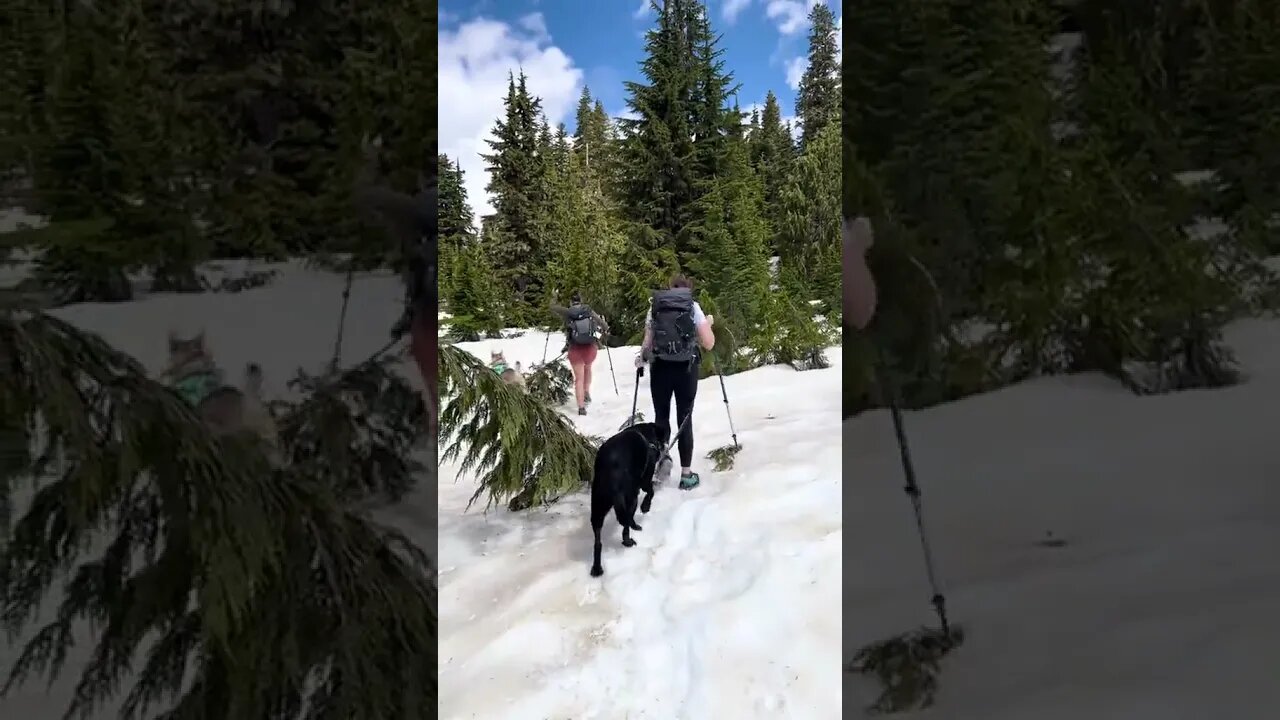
(491, 362, 509, 375)
(173, 370, 221, 407)
(624, 427, 668, 481)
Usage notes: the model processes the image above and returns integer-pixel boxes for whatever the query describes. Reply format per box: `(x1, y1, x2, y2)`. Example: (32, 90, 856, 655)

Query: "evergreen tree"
(590, 99, 621, 192)
(687, 0, 739, 189)
(746, 106, 763, 164)
(690, 128, 772, 372)
(752, 91, 797, 240)
(447, 211, 506, 340)
(1184, 1, 1280, 254)
(437, 154, 475, 309)
(776, 119, 841, 314)
(619, 0, 699, 256)
(795, 3, 841, 148)
(482, 72, 553, 322)
(1053, 5, 1264, 391)
(571, 90, 619, 193)
(544, 145, 624, 328)
(553, 122, 572, 172)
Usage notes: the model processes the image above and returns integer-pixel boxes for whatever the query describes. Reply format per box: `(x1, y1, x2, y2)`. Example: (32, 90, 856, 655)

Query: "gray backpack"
(566, 304, 597, 345)
(650, 288, 697, 362)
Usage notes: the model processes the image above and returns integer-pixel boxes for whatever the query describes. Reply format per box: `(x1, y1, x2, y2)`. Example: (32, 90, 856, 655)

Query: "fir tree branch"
(0, 310, 435, 719)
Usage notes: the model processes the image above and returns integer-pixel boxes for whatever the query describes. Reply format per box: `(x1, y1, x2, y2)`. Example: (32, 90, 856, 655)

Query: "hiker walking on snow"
(551, 292, 610, 416)
(637, 274, 716, 490)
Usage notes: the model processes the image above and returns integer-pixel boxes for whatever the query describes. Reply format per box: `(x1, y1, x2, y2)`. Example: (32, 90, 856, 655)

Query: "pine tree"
(687, 0, 739, 189)
(620, 0, 699, 256)
(752, 90, 797, 240)
(436, 154, 474, 309)
(795, 3, 840, 148)
(1052, 4, 1264, 392)
(571, 91, 619, 194)
(776, 118, 841, 314)
(690, 127, 771, 373)
(482, 72, 553, 322)
(448, 226, 505, 340)
(553, 122, 572, 172)
(746, 106, 763, 164)
(1184, 1, 1280, 254)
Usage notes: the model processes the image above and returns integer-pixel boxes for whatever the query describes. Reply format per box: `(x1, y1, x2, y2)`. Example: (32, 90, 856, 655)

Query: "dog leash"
(626, 408, 692, 465)
(662, 410, 693, 457)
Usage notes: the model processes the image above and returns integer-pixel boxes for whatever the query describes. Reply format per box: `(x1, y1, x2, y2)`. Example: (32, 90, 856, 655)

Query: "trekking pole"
(541, 328, 551, 365)
(876, 359, 952, 638)
(630, 365, 643, 419)
(708, 355, 740, 448)
(605, 344, 618, 395)
(329, 262, 357, 374)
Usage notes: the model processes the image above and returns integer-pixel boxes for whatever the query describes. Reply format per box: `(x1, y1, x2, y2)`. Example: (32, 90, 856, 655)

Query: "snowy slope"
(846, 316, 1280, 719)
(438, 331, 843, 719)
(0, 262, 844, 720)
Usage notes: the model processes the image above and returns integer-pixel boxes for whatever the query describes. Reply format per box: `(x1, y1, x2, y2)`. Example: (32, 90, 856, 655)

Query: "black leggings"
(650, 358, 698, 468)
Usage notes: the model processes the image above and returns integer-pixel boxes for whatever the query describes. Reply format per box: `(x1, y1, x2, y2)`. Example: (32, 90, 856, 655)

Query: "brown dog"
(489, 350, 526, 391)
(163, 331, 280, 451)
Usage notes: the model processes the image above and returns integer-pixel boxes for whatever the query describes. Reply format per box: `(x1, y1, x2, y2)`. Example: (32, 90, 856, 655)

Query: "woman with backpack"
(551, 292, 610, 416)
(636, 274, 716, 490)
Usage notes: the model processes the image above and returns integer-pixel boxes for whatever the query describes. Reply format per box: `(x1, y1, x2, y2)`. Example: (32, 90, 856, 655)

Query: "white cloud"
(785, 55, 806, 90)
(634, 0, 651, 19)
(765, 0, 822, 36)
(439, 14, 583, 221)
(516, 12, 549, 40)
(724, 0, 753, 23)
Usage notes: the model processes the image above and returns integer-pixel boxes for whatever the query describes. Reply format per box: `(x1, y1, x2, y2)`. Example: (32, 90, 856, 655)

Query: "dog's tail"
(244, 362, 265, 399)
(611, 491, 641, 531)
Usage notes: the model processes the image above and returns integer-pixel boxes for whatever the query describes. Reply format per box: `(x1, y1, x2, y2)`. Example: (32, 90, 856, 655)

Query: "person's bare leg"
(571, 360, 586, 410)
(410, 313, 437, 437)
(583, 361, 593, 402)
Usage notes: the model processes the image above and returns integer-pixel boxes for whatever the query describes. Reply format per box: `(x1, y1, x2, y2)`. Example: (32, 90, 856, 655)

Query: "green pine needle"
(706, 444, 741, 472)
(0, 310, 436, 718)
(849, 625, 966, 715)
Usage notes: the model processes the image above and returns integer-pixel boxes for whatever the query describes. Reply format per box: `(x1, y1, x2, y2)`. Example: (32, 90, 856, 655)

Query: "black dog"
(590, 422, 669, 577)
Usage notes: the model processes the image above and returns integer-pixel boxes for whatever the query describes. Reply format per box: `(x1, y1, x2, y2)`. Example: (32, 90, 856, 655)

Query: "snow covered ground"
(0, 260, 844, 719)
(8, 245, 1279, 719)
(846, 316, 1280, 719)
(438, 331, 843, 719)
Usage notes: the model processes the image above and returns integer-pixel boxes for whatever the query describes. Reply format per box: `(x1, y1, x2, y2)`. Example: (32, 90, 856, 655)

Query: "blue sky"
(439, 0, 840, 218)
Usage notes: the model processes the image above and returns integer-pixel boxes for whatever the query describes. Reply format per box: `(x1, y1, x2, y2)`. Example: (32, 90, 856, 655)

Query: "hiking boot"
(678, 471, 700, 490)
(585, 393, 592, 404)
(578, 407, 587, 416)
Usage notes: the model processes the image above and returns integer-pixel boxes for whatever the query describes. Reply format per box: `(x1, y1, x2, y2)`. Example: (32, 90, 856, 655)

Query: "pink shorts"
(567, 343, 598, 365)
